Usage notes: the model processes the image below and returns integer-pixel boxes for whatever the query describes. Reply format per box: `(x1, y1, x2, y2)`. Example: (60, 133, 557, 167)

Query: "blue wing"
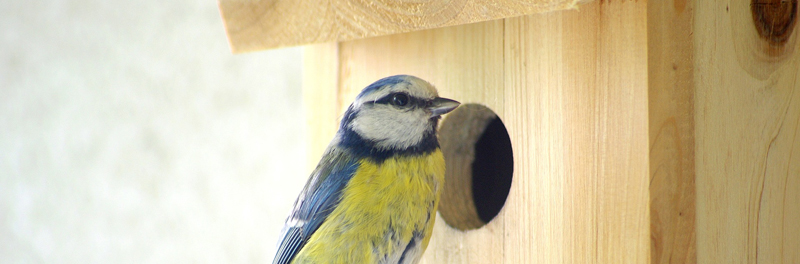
(272, 146, 359, 264)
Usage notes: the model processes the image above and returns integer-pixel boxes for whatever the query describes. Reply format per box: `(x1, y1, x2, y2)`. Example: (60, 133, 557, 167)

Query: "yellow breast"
(293, 150, 445, 264)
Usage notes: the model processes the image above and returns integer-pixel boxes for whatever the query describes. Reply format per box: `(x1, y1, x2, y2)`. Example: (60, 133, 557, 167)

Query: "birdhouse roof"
(218, 0, 584, 53)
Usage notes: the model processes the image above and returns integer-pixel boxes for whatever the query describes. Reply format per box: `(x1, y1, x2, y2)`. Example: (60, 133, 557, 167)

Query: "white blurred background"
(0, 0, 308, 263)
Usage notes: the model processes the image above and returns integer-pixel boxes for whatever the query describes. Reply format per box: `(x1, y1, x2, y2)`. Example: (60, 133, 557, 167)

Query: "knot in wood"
(751, 0, 798, 45)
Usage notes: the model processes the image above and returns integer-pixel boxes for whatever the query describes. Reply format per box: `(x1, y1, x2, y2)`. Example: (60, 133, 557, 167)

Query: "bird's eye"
(391, 93, 409, 107)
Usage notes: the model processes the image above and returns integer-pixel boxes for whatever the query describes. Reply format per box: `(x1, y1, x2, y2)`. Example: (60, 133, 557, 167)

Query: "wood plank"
(304, 1, 648, 262)
(218, 0, 583, 53)
(302, 43, 339, 171)
(695, 0, 800, 262)
(647, 0, 697, 263)
(503, 1, 649, 263)
(318, 1, 648, 263)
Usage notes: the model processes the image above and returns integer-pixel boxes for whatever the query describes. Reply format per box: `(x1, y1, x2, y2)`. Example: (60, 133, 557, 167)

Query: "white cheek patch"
(349, 105, 431, 150)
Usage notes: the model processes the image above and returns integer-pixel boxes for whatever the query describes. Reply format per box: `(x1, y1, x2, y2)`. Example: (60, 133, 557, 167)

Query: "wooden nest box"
(219, 0, 800, 263)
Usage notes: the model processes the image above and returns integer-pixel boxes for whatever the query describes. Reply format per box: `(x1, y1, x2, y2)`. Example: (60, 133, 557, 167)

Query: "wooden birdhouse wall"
(220, 0, 800, 262)
(303, 1, 650, 263)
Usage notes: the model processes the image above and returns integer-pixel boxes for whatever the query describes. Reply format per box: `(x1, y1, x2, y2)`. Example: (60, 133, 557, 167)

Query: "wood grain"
(303, 1, 649, 262)
(695, 0, 800, 263)
(298, 0, 800, 262)
(437, 104, 500, 231)
(302, 42, 339, 171)
(218, 0, 583, 53)
(647, 0, 697, 263)
(503, 1, 649, 263)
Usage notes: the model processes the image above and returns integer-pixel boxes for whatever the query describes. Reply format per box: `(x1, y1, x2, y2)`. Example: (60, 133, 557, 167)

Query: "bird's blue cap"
(356, 75, 408, 99)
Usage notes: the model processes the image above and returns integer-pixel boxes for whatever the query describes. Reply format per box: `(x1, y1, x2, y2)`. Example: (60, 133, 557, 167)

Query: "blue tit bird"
(272, 75, 460, 264)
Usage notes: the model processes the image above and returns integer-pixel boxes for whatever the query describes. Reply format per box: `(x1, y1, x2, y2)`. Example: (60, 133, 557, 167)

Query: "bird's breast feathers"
(292, 150, 445, 264)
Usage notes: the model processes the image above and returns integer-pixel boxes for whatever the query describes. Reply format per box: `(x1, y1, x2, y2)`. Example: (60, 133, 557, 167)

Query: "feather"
(272, 146, 359, 264)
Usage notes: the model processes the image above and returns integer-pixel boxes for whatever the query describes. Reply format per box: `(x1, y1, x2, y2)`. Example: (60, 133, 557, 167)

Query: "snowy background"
(1, 0, 307, 262)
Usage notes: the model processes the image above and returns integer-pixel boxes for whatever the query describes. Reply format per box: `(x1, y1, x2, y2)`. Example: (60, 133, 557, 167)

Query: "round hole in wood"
(437, 104, 513, 231)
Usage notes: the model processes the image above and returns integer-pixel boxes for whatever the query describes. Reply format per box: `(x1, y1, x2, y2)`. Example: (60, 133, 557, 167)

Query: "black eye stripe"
(369, 93, 428, 108)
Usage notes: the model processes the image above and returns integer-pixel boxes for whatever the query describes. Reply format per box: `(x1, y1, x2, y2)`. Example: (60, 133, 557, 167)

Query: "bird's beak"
(428, 97, 460, 118)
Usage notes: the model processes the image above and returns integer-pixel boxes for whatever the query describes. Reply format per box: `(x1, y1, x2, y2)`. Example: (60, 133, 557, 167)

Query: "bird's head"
(338, 75, 460, 154)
